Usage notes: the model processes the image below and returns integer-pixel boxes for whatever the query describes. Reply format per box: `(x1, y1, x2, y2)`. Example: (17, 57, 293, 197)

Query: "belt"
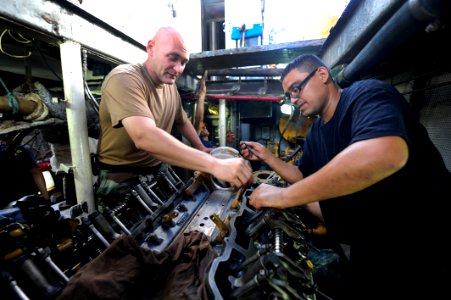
(98, 162, 161, 174)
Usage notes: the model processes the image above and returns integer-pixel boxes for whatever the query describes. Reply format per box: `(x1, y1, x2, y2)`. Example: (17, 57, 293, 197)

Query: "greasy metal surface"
(185, 39, 324, 75)
(184, 189, 235, 238)
(0, 0, 146, 64)
(205, 79, 284, 97)
(140, 183, 211, 254)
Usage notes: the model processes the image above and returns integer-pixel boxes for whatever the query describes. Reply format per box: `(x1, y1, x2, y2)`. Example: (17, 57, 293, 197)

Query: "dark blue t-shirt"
(200, 135, 215, 148)
(0, 145, 39, 207)
(298, 79, 450, 244)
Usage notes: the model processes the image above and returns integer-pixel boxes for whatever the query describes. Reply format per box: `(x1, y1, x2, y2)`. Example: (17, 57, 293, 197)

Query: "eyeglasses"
(284, 68, 318, 101)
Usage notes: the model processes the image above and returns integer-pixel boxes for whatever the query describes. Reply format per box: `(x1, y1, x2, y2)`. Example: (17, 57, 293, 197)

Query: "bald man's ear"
(146, 40, 155, 52)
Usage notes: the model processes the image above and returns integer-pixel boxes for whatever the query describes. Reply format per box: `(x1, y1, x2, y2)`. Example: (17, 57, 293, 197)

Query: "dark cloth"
(57, 231, 217, 300)
(298, 79, 451, 299)
(0, 145, 40, 207)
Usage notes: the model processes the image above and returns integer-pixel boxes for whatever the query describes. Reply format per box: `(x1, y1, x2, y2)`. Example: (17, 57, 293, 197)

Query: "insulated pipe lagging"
(337, 0, 449, 86)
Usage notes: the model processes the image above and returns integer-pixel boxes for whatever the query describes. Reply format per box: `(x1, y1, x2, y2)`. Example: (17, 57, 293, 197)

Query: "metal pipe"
(183, 94, 283, 102)
(60, 41, 95, 212)
(219, 99, 226, 146)
(337, 0, 449, 86)
(205, 68, 284, 77)
(209, 20, 217, 51)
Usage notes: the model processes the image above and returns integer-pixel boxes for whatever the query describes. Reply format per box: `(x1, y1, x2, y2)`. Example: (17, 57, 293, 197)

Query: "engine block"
(0, 166, 343, 299)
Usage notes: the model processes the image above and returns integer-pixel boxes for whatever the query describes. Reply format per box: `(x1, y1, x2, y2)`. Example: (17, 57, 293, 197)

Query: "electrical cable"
(7, 30, 32, 44)
(0, 29, 32, 58)
(84, 80, 99, 113)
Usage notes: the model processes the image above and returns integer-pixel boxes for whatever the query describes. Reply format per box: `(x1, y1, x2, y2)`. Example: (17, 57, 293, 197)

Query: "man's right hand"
(239, 141, 272, 162)
(212, 157, 253, 188)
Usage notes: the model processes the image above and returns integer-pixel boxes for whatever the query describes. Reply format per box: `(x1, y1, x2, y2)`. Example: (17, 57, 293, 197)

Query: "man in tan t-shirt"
(97, 26, 252, 197)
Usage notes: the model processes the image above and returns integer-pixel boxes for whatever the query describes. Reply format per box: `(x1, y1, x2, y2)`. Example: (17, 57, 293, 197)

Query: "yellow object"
(208, 104, 219, 115)
(306, 259, 315, 270)
(43, 170, 55, 191)
(3, 248, 24, 260)
(278, 110, 315, 143)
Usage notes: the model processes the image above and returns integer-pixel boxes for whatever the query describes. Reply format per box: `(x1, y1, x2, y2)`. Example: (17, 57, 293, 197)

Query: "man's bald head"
(145, 26, 189, 85)
(153, 27, 185, 44)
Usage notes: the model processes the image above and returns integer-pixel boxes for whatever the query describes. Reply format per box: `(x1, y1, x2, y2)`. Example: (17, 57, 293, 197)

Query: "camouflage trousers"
(94, 165, 164, 210)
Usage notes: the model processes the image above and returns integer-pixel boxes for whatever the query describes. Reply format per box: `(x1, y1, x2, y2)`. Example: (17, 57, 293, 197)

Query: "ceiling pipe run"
(207, 94, 282, 102)
(183, 94, 283, 102)
(336, 0, 449, 86)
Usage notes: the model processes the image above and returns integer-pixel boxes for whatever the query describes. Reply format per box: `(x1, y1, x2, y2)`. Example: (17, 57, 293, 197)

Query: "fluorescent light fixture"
(280, 103, 293, 115)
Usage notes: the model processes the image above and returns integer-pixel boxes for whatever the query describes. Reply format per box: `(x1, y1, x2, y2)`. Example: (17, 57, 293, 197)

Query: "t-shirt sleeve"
(349, 81, 408, 144)
(297, 81, 409, 178)
(102, 72, 153, 128)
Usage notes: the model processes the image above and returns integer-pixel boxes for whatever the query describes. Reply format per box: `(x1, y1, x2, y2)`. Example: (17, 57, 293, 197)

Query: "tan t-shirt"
(98, 63, 188, 168)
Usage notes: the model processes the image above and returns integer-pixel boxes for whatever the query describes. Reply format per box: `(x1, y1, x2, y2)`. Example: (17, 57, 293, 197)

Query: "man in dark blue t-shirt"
(240, 54, 450, 300)
(0, 139, 49, 208)
(198, 121, 215, 148)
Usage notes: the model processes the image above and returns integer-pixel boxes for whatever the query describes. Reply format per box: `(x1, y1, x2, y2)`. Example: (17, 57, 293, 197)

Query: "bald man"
(97, 27, 252, 198)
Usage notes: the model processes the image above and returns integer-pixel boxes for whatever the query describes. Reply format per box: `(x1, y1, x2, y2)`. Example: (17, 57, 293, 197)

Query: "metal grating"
(420, 73, 451, 172)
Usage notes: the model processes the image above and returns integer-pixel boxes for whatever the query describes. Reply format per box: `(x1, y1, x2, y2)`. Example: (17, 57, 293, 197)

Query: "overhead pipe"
(183, 94, 283, 102)
(207, 94, 283, 103)
(206, 67, 284, 77)
(336, 0, 449, 86)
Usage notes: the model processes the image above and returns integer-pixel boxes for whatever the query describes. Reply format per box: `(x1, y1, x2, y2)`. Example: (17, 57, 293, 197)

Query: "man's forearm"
(264, 155, 303, 184)
(31, 168, 49, 199)
(178, 121, 206, 150)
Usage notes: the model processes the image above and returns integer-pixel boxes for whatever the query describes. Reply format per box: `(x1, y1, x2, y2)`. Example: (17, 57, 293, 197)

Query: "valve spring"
(273, 228, 283, 253)
(112, 202, 128, 214)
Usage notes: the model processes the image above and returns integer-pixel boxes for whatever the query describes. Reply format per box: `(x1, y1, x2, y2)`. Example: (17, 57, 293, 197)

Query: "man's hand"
(240, 141, 272, 162)
(248, 183, 285, 209)
(202, 146, 214, 154)
(211, 157, 253, 188)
